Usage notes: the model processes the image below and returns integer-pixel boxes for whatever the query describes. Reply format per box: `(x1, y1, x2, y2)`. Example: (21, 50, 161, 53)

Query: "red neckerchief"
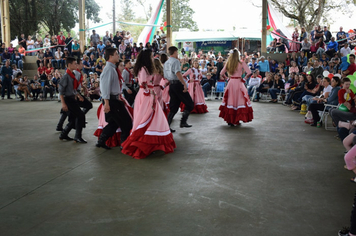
(76, 69, 83, 85)
(192, 68, 200, 80)
(125, 67, 133, 84)
(115, 68, 124, 87)
(66, 69, 79, 90)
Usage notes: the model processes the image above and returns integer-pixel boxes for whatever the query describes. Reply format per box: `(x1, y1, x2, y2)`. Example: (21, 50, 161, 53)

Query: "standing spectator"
(50, 35, 58, 56)
(300, 27, 308, 42)
(26, 36, 35, 56)
(1, 60, 13, 100)
(119, 41, 126, 58)
(90, 30, 100, 49)
(102, 31, 110, 45)
(72, 40, 80, 58)
(314, 25, 324, 42)
(125, 43, 132, 59)
(258, 56, 270, 78)
(65, 32, 73, 56)
(52, 47, 63, 69)
(324, 26, 332, 43)
(113, 31, 122, 48)
(18, 34, 27, 50)
(43, 34, 51, 47)
(57, 32, 66, 51)
(310, 26, 317, 42)
(290, 28, 300, 52)
(337, 26, 346, 40)
(126, 32, 134, 45)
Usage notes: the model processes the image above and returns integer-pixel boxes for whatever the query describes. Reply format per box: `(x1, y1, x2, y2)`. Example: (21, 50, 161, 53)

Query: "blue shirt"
(258, 60, 270, 72)
(327, 86, 341, 105)
(327, 41, 338, 51)
(97, 44, 105, 52)
(72, 44, 80, 51)
(83, 60, 90, 74)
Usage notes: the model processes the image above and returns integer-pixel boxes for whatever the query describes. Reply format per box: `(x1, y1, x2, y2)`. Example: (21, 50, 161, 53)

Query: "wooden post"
(79, 0, 85, 54)
(166, 0, 172, 47)
(1, 0, 10, 47)
(113, 0, 116, 34)
(261, 0, 267, 54)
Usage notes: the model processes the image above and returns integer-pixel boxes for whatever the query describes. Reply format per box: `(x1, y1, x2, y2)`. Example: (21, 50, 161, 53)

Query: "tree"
(135, 0, 152, 21)
(162, 0, 198, 32)
(267, 0, 356, 32)
(7, 0, 101, 39)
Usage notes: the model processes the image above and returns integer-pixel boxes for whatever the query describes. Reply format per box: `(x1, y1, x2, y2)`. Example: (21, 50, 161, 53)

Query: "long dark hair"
(133, 49, 154, 76)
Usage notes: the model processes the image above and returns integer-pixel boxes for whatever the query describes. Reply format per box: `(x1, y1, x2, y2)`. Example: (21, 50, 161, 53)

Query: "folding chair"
(211, 81, 225, 100)
(319, 104, 339, 131)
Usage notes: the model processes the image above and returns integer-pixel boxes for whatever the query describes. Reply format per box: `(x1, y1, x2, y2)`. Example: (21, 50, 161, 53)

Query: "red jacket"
(57, 35, 66, 45)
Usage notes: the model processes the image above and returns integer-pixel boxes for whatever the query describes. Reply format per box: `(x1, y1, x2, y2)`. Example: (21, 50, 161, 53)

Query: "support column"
(166, 0, 172, 48)
(113, 0, 116, 34)
(261, 0, 267, 54)
(79, 0, 85, 54)
(1, 0, 10, 47)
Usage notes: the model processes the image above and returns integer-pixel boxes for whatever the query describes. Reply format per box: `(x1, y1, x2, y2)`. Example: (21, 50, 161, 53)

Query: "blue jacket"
(258, 60, 270, 72)
(298, 56, 307, 67)
(327, 41, 338, 51)
(327, 86, 341, 105)
(11, 53, 22, 61)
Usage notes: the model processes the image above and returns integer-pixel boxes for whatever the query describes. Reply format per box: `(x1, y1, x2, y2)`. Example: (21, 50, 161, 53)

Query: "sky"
(82, 0, 356, 37)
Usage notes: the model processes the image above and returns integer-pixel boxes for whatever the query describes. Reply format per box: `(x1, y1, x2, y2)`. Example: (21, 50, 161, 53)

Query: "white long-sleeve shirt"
(248, 77, 261, 87)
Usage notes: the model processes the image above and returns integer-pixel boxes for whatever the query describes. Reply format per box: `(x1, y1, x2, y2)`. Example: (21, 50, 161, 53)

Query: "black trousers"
(89, 94, 100, 100)
(43, 87, 53, 99)
(65, 96, 85, 133)
(101, 99, 132, 143)
(169, 82, 194, 114)
(1, 78, 11, 98)
(58, 95, 92, 129)
(123, 86, 137, 106)
(309, 103, 325, 125)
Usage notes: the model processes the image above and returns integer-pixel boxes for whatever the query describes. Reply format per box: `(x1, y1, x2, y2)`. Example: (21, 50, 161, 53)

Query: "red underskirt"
(180, 103, 208, 114)
(93, 129, 121, 147)
(219, 105, 253, 124)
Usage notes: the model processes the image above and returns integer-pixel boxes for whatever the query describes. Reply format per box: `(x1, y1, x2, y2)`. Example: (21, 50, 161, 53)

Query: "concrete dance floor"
(0, 99, 354, 236)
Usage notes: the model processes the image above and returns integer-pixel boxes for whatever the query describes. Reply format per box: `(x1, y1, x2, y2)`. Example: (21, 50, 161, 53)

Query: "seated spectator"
(42, 74, 55, 100)
(96, 54, 106, 65)
(338, 34, 348, 50)
(310, 60, 324, 79)
(97, 40, 105, 56)
(95, 60, 104, 76)
(88, 81, 101, 101)
(2, 49, 11, 64)
(255, 72, 273, 102)
(276, 38, 286, 53)
(36, 49, 45, 67)
(310, 41, 317, 55)
(268, 73, 284, 103)
(284, 73, 307, 105)
(300, 38, 311, 58)
(325, 37, 338, 58)
(270, 59, 279, 73)
(72, 40, 80, 58)
(289, 61, 299, 75)
(201, 73, 214, 99)
(330, 77, 356, 128)
(308, 76, 341, 126)
(247, 70, 261, 98)
(45, 63, 54, 77)
(82, 56, 91, 76)
(119, 41, 126, 58)
(248, 58, 258, 71)
(11, 50, 23, 70)
(315, 38, 326, 58)
(43, 48, 53, 67)
(30, 75, 42, 100)
(322, 60, 330, 71)
(15, 73, 32, 101)
(8, 43, 15, 54)
(18, 44, 26, 56)
(132, 43, 139, 59)
(342, 54, 356, 77)
(52, 47, 63, 69)
(291, 74, 318, 110)
(267, 38, 277, 52)
(340, 43, 351, 57)
(298, 52, 308, 71)
(37, 62, 46, 77)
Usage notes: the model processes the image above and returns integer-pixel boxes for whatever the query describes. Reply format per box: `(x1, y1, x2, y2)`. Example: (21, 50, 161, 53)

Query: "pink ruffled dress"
(219, 62, 253, 124)
(160, 78, 170, 116)
(153, 74, 164, 109)
(121, 67, 176, 159)
(182, 68, 208, 113)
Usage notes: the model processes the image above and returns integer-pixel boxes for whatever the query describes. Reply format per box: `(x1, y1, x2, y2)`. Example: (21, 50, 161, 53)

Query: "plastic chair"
(318, 104, 339, 131)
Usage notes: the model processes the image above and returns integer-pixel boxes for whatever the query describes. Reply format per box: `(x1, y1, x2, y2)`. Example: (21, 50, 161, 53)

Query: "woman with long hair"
(121, 49, 176, 159)
(153, 58, 166, 109)
(182, 60, 208, 113)
(219, 49, 253, 126)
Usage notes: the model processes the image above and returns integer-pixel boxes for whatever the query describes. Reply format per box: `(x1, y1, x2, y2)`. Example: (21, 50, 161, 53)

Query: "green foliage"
(162, 0, 199, 32)
(7, 0, 101, 39)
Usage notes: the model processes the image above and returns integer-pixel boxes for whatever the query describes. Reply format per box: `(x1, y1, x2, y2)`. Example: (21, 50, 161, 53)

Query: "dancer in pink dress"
(219, 49, 253, 126)
(153, 58, 165, 109)
(290, 28, 300, 52)
(182, 61, 208, 113)
(121, 49, 176, 159)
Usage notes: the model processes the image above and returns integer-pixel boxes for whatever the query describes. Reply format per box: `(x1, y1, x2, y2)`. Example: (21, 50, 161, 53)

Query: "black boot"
(167, 112, 176, 132)
(59, 124, 73, 141)
(56, 112, 67, 131)
(96, 134, 111, 150)
(180, 110, 192, 128)
(74, 126, 87, 143)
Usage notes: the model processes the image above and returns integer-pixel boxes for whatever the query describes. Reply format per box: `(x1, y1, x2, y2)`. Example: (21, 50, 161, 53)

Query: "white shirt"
(55, 51, 63, 60)
(322, 85, 332, 96)
(340, 47, 351, 57)
(248, 77, 261, 87)
(201, 67, 207, 78)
